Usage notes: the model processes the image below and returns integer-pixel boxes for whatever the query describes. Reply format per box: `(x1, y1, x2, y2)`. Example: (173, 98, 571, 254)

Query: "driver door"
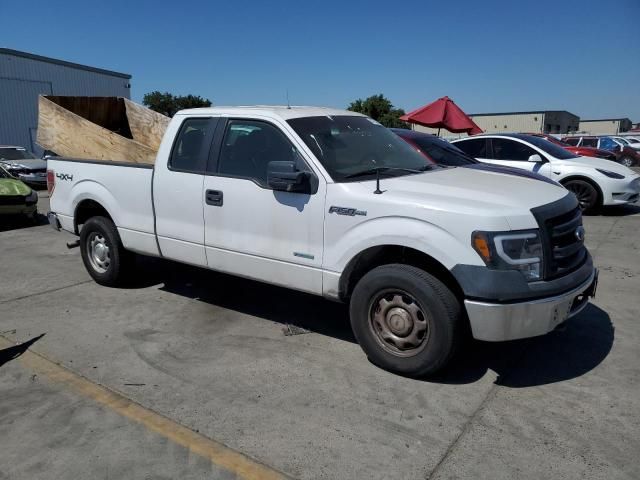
(202, 118, 325, 294)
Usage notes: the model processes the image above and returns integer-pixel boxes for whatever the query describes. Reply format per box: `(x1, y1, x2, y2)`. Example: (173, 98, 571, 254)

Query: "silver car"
(0, 146, 48, 187)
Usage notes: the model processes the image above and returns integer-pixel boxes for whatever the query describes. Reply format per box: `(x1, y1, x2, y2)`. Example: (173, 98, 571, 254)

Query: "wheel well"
(338, 245, 464, 302)
(560, 176, 603, 206)
(74, 200, 112, 234)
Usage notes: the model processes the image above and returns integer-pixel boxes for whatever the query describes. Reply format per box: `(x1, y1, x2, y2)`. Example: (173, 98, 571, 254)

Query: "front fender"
(324, 216, 485, 274)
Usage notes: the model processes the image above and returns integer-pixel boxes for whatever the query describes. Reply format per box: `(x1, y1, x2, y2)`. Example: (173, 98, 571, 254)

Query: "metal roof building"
(0, 48, 131, 154)
(468, 110, 580, 135)
(413, 110, 580, 139)
(578, 118, 632, 135)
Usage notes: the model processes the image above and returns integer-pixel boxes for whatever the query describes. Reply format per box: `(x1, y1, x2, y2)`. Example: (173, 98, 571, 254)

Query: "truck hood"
(0, 178, 31, 196)
(559, 156, 637, 176)
(357, 167, 568, 216)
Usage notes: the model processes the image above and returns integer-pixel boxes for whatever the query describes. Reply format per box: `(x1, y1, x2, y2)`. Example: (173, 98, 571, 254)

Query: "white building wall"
(471, 113, 544, 133)
(578, 120, 623, 135)
(412, 113, 544, 138)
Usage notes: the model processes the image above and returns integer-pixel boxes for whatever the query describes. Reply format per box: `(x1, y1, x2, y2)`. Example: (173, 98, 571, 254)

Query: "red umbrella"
(400, 96, 483, 135)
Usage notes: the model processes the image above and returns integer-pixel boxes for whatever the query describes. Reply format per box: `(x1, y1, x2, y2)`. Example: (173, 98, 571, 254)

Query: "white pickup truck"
(47, 106, 597, 376)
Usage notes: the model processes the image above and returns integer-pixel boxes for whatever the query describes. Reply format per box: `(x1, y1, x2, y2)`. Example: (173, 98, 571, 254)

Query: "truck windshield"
(287, 116, 435, 181)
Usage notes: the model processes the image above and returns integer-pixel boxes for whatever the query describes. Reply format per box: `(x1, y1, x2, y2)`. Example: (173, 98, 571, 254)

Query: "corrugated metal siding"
(0, 52, 131, 154)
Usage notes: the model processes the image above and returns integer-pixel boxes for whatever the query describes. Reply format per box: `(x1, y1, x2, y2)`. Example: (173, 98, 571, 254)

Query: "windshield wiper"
(344, 165, 433, 179)
(344, 165, 435, 194)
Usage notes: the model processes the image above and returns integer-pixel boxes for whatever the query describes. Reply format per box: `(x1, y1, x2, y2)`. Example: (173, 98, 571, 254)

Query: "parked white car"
(47, 107, 598, 376)
(452, 134, 640, 211)
(612, 136, 640, 152)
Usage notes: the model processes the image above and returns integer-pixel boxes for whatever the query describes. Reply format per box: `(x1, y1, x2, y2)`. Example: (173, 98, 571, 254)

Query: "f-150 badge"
(329, 206, 367, 216)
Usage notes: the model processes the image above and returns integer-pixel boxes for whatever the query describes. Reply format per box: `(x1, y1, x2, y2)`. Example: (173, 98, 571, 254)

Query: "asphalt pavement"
(0, 196, 639, 479)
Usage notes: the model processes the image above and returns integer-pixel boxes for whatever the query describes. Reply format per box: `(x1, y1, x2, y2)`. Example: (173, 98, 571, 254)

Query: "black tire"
(563, 179, 599, 212)
(619, 156, 636, 168)
(349, 264, 462, 377)
(79, 216, 134, 286)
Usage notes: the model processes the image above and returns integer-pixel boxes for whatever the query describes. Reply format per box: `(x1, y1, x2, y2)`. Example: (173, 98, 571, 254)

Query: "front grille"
(0, 195, 26, 206)
(543, 206, 587, 279)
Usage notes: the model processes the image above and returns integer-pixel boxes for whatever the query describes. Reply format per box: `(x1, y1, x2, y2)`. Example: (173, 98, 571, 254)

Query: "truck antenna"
(286, 89, 291, 109)
(374, 169, 383, 194)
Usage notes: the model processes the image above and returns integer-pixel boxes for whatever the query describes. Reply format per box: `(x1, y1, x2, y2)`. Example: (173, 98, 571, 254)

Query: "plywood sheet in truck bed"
(36, 96, 169, 164)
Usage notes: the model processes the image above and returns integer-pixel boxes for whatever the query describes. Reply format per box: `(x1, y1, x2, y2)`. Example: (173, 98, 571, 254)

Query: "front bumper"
(465, 269, 598, 341)
(604, 176, 640, 205)
(0, 203, 37, 216)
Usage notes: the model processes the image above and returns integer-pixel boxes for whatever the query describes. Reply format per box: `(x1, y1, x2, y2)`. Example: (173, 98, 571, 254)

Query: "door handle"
(206, 189, 223, 206)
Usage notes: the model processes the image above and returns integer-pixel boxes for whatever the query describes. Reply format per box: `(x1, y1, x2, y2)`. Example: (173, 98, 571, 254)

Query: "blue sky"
(2, 0, 639, 120)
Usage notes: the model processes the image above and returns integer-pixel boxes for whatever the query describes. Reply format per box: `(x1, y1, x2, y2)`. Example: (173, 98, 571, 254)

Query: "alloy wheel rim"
(567, 183, 595, 210)
(87, 233, 111, 273)
(369, 290, 430, 357)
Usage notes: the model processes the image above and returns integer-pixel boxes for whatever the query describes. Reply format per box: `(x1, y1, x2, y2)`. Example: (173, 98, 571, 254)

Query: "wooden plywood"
(37, 96, 158, 164)
(124, 98, 170, 152)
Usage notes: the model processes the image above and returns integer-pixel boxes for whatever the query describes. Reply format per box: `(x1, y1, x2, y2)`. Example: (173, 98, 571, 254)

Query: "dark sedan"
(0, 146, 48, 188)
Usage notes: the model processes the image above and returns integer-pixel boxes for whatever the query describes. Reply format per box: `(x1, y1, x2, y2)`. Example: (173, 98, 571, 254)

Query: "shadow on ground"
(127, 256, 614, 388)
(0, 334, 45, 368)
(597, 204, 640, 217)
(0, 212, 48, 233)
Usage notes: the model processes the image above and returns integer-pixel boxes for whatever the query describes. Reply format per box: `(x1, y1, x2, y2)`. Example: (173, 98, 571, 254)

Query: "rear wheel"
(349, 264, 462, 377)
(564, 179, 599, 212)
(80, 216, 134, 286)
(619, 156, 636, 167)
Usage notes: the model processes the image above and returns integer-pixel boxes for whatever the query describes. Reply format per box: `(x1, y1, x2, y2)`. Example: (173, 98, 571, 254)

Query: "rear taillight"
(47, 169, 55, 196)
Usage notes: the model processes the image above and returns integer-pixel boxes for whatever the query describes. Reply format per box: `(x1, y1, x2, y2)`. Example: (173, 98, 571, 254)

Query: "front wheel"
(564, 179, 599, 212)
(349, 264, 462, 377)
(80, 216, 134, 286)
(619, 156, 636, 167)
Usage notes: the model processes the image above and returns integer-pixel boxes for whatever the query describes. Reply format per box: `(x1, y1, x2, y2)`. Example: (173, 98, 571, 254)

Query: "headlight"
(596, 168, 625, 179)
(25, 190, 38, 205)
(472, 229, 543, 281)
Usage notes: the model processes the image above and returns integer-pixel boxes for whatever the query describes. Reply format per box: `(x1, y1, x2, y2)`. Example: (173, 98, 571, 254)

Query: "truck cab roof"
(176, 105, 366, 121)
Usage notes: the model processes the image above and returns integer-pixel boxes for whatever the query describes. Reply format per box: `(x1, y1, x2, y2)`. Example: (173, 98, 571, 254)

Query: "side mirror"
(528, 153, 543, 163)
(267, 161, 310, 193)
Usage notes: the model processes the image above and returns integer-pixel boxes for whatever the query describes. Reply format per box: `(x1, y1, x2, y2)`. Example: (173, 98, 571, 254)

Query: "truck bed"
(47, 157, 159, 256)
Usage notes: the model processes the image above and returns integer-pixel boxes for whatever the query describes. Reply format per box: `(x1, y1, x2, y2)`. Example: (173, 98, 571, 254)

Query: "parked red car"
(562, 136, 639, 167)
(527, 134, 618, 162)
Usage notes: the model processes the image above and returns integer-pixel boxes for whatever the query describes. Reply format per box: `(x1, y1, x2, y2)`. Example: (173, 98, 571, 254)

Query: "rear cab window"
(169, 117, 218, 173)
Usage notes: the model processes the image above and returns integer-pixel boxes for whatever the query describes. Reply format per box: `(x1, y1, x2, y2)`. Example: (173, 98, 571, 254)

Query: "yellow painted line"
(0, 336, 291, 480)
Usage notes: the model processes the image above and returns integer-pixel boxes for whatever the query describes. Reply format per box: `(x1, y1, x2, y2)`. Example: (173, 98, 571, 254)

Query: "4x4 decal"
(56, 173, 74, 181)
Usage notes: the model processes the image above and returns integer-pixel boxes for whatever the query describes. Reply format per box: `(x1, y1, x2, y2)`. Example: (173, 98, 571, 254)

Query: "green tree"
(142, 91, 212, 117)
(347, 94, 410, 129)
